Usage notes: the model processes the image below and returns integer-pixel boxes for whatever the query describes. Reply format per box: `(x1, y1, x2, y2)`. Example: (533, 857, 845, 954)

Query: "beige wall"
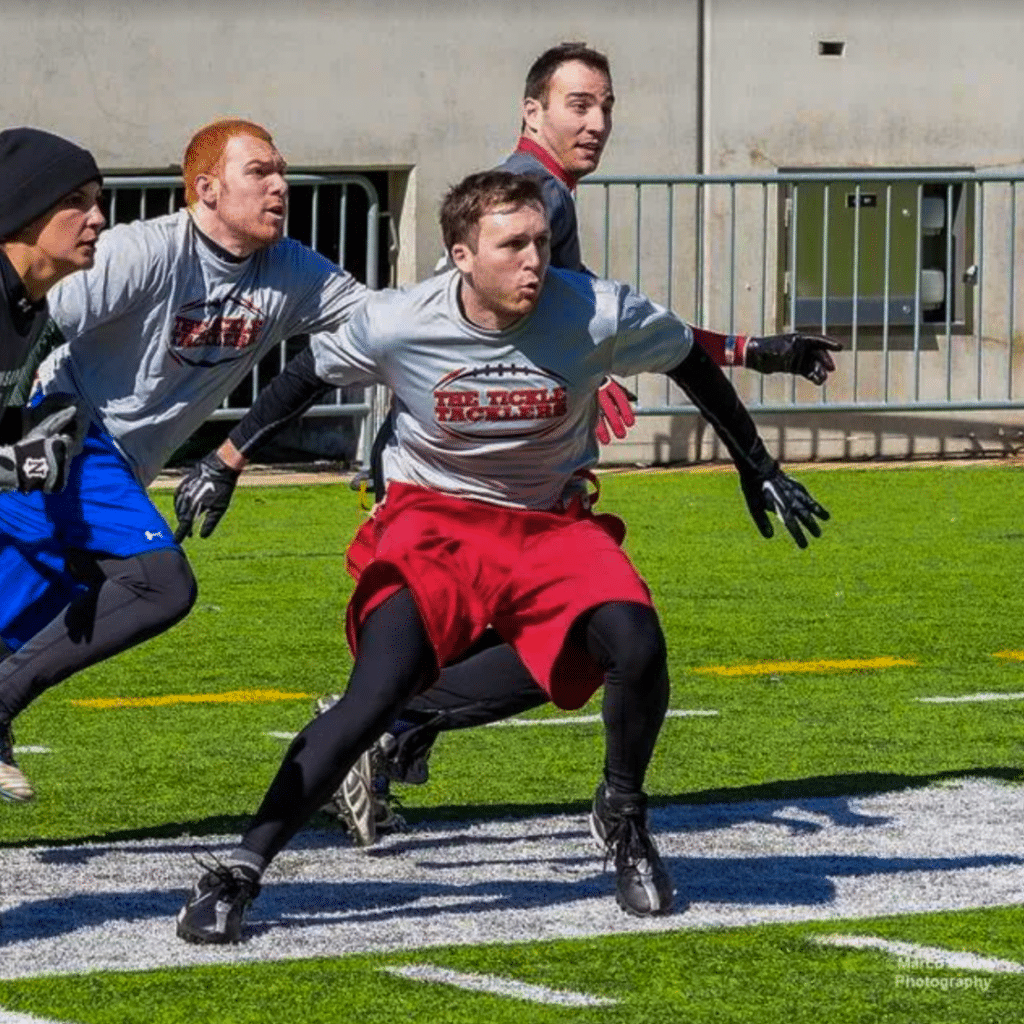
(0, 0, 698, 280)
(707, 1, 1024, 174)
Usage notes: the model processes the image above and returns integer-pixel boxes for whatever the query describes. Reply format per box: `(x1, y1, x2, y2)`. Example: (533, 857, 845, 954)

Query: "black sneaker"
(176, 861, 261, 944)
(590, 783, 674, 917)
(0, 722, 35, 803)
(384, 716, 444, 786)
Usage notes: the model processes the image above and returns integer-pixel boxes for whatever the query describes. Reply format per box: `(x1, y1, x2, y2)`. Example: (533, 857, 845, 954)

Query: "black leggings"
(241, 589, 434, 861)
(391, 607, 670, 791)
(0, 548, 197, 723)
(240, 594, 668, 864)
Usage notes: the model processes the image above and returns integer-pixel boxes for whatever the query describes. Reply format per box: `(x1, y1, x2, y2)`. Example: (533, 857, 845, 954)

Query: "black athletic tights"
(0, 548, 197, 724)
(240, 591, 670, 864)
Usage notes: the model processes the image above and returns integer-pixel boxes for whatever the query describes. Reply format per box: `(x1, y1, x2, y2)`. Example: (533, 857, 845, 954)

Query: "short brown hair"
(440, 170, 546, 252)
(183, 119, 274, 206)
(523, 42, 611, 105)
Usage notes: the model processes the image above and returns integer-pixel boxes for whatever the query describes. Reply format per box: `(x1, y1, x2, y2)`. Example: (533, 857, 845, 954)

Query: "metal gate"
(577, 170, 1024, 416)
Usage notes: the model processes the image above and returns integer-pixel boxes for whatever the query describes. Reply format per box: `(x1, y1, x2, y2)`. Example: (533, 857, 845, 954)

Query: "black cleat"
(590, 782, 674, 917)
(176, 861, 261, 944)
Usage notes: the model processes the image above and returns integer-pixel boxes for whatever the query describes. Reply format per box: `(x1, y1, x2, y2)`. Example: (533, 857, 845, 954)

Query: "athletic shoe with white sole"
(333, 747, 377, 846)
(590, 782, 674, 917)
(0, 723, 35, 803)
(314, 696, 405, 845)
(176, 861, 261, 944)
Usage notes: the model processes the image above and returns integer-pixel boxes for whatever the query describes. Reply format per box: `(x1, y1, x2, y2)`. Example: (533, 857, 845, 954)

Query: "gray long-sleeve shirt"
(38, 210, 367, 484)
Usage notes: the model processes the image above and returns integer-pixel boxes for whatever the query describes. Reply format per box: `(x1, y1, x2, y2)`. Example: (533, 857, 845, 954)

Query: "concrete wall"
(4, 0, 1022, 464)
(0, 0, 698, 283)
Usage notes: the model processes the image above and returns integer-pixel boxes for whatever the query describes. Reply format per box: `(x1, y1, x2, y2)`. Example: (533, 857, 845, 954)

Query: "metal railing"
(577, 170, 1024, 416)
(104, 172, 383, 464)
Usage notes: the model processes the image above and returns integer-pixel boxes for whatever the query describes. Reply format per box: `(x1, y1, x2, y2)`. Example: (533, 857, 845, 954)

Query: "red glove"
(595, 378, 637, 445)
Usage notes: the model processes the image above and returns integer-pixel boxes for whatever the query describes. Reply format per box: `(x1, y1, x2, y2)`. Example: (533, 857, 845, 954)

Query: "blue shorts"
(0, 423, 178, 649)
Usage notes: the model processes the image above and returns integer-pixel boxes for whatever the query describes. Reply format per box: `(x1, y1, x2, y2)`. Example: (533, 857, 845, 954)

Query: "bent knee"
(587, 601, 667, 683)
(103, 548, 198, 622)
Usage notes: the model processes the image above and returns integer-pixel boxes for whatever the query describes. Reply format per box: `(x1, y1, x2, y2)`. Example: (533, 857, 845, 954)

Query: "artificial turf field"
(1, 461, 1022, 1023)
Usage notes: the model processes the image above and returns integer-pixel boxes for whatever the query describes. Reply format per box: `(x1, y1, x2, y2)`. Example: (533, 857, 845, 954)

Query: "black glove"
(173, 451, 241, 542)
(740, 461, 830, 549)
(0, 404, 80, 494)
(22, 395, 87, 456)
(744, 333, 842, 385)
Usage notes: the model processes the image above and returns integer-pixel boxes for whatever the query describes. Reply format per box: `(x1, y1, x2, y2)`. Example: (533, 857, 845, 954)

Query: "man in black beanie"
(0, 126, 105, 496)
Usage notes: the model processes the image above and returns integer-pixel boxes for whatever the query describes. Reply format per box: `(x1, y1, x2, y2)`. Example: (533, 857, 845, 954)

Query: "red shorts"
(345, 482, 653, 710)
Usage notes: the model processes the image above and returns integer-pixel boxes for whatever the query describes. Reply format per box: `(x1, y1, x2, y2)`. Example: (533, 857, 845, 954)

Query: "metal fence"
(104, 172, 384, 465)
(577, 170, 1024, 416)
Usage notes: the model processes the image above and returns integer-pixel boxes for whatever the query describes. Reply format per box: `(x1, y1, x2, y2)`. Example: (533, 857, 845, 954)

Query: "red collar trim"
(514, 137, 578, 190)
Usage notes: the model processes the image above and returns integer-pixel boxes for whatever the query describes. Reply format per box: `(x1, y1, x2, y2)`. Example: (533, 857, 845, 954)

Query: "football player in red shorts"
(176, 169, 828, 944)
(174, 43, 839, 850)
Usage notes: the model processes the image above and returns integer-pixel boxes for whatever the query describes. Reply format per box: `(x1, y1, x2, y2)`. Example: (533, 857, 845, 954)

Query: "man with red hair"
(0, 119, 366, 804)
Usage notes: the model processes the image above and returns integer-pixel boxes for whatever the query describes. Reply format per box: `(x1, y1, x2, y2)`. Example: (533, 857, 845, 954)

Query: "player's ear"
(193, 172, 219, 208)
(450, 242, 473, 274)
(522, 96, 543, 135)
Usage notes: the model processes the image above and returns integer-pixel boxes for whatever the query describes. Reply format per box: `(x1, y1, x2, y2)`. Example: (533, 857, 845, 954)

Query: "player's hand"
(740, 464, 830, 549)
(23, 395, 87, 458)
(595, 378, 637, 445)
(173, 451, 241, 542)
(0, 404, 81, 494)
(744, 333, 842, 385)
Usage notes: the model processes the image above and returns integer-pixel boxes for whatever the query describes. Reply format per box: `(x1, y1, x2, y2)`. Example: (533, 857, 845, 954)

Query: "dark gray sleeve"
(666, 344, 776, 477)
(539, 177, 584, 272)
(227, 346, 333, 456)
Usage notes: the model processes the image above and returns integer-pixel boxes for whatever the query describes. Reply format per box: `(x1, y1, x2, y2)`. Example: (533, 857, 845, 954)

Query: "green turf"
(1, 463, 1021, 844)
(1, 906, 1021, 1023)
(2, 463, 1022, 1024)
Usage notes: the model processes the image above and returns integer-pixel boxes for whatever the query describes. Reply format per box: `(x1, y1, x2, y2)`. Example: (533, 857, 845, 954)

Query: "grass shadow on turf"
(1, 765, 1019, 851)
(400, 764, 1024, 826)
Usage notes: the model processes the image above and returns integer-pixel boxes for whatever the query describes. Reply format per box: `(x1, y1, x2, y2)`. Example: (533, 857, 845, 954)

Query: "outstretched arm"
(692, 329, 842, 385)
(598, 329, 841, 447)
(666, 344, 829, 548)
(173, 346, 332, 541)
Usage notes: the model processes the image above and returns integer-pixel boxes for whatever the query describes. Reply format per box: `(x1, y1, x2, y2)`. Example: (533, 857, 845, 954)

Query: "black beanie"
(0, 127, 102, 241)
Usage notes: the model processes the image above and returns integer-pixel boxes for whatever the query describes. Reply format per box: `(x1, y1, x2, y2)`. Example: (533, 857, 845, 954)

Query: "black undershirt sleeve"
(227, 345, 333, 457)
(666, 342, 776, 477)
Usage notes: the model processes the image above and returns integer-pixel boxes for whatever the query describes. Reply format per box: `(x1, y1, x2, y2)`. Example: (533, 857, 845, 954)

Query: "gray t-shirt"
(38, 210, 367, 484)
(309, 267, 692, 509)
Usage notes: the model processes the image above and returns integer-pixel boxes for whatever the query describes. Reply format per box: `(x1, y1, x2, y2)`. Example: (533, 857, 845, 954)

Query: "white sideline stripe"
(12, 746, 52, 755)
(381, 965, 618, 1006)
(487, 709, 719, 728)
(916, 692, 1024, 704)
(811, 934, 1024, 973)
(0, 1009, 75, 1024)
(266, 708, 718, 741)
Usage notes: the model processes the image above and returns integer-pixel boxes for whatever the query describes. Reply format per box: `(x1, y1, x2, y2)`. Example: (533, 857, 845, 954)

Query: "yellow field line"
(992, 650, 1024, 661)
(70, 689, 316, 709)
(693, 656, 918, 677)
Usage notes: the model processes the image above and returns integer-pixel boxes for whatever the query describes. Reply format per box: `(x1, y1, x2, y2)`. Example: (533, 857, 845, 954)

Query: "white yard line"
(0, 1010, 76, 1024)
(812, 933, 1024, 973)
(381, 965, 617, 1006)
(266, 708, 718, 741)
(1, 778, 1022, 980)
(12, 747, 52, 755)
(916, 692, 1024, 703)
(486, 709, 719, 727)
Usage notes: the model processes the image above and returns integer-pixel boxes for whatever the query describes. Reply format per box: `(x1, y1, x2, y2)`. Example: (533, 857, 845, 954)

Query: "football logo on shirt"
(169, 295, 266, 367)
(433, 363, 568, 440)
